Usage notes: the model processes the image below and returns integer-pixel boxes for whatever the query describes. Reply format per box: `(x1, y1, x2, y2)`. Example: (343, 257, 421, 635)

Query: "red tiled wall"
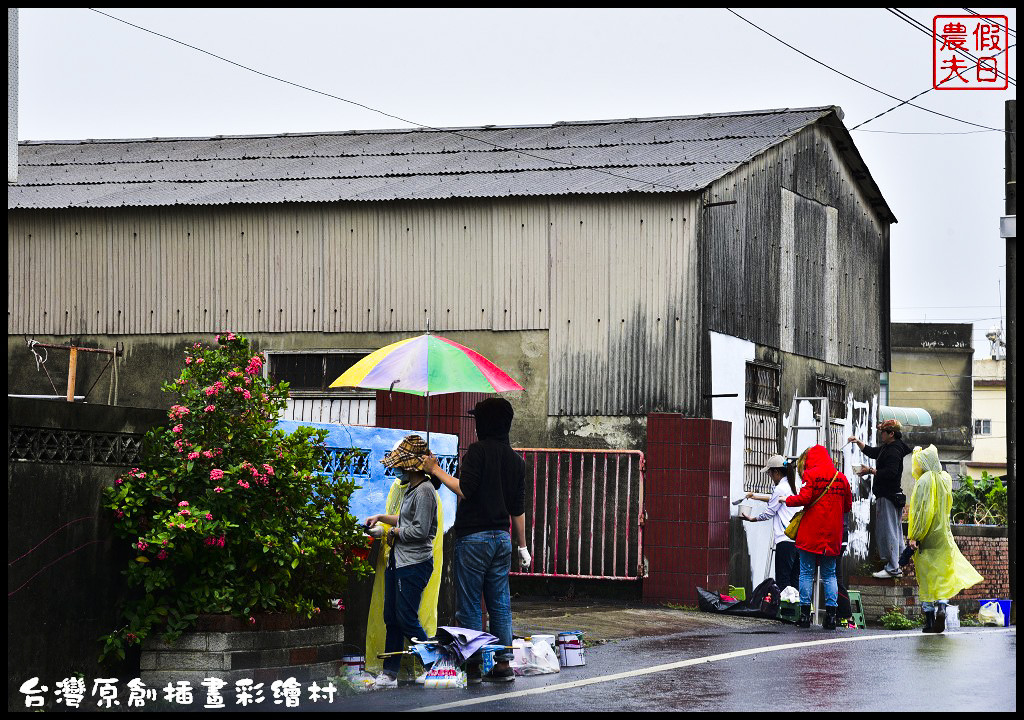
(643, 414, 731, 605)
(375, 391, 489, 460)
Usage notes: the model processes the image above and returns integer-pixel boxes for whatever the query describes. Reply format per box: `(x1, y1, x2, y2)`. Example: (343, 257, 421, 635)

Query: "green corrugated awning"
(879, 406, 933, 427)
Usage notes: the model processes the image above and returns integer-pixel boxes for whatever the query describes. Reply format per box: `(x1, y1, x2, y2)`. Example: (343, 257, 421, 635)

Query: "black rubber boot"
(823, 606, 838, 630)
(922, 610, 937, 633)
(797, 604, 812, 628)
(933, 604, 947, 634)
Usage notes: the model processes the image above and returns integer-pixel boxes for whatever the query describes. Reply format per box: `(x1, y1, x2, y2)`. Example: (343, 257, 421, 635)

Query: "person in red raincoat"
(783, 444, 853, 630)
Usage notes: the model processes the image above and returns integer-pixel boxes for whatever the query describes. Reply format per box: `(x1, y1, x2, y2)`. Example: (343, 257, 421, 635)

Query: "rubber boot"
(823, 606, 838, 630)
(933, 604, 947, 634)
(922, 610, 937, 633)
(797, 604, 812, 628)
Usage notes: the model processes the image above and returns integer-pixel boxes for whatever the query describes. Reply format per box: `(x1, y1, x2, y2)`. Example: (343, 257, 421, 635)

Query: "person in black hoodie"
(422, 397, 529, 683)
(848, 419, 912, 579)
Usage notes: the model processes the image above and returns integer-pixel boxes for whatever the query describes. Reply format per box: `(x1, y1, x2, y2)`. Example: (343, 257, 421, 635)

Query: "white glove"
(367, 524, 385, 539)
(518, 546, 531, 568)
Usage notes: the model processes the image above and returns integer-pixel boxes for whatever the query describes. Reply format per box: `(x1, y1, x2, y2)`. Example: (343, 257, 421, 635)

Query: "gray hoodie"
(392, 480, 438, 569)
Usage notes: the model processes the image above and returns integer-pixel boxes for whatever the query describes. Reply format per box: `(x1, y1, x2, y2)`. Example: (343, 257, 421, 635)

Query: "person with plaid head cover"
(364, 434, 440, 689)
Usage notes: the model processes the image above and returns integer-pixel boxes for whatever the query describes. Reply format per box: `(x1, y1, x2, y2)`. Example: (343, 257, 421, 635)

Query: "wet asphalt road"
(283, 620, 1015, 712)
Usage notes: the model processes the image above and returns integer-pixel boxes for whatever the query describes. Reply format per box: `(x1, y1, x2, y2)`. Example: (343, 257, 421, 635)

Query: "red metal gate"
(511, 449, 645, 581)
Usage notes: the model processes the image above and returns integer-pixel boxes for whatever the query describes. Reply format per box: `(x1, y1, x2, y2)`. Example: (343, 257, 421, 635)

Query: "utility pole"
(1003, 99, 1015, 621)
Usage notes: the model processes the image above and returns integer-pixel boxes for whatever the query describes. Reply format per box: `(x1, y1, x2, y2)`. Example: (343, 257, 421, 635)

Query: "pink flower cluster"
(217, 332, 238, 343)
(238, 480, 251, 489)
(214, 486, 224, 493)
(169, 405, 191, 420)
(202, 448, 223, 459)
(129, 468, 147, 479)
(178, 509, 191, 517)
(233, 386, 253, 400)
(210, 468, 225, 481)
(245, 355, 264, 376)
(204, 404, 216, 413)
(204, 381, 226, 397)
(172, 424, 184, 434)
(227, 371, 242, 379)
(240, 461, 271, 487)
(178, 501, 189, 507)
(188, 451, 200, 460)
(157, 550, 168, 560)
(204, 535, 227, 548)
(136, 539, 148, 551)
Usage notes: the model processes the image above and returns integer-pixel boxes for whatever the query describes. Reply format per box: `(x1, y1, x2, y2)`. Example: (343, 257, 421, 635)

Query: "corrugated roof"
(9, 106, 889, 211)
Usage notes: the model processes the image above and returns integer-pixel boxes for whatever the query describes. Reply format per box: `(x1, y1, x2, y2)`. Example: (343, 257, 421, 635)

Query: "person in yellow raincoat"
(907, 444, 983, 633)
(363, 435, 445, 685)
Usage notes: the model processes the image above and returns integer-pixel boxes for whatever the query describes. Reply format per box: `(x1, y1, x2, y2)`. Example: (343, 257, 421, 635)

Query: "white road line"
(412, 628, 1015, 712)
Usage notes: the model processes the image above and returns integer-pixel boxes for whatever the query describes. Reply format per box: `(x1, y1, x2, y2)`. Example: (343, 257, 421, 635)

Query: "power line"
(963, 8, 1016, 38)
(887, 8, 1015, 86)
(724, 8, 1007, 133)
(849, 38, 1015, 130)
(86, 8, 689, 194)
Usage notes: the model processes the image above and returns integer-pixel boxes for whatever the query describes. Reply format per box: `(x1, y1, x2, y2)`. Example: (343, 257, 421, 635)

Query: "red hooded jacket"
(783, 445, 852, 556)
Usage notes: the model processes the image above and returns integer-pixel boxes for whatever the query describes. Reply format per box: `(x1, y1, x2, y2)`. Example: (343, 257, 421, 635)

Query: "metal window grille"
(815, 377, 847, 420)
(511, 449, 645, 581)
(744, 361, 782, 495)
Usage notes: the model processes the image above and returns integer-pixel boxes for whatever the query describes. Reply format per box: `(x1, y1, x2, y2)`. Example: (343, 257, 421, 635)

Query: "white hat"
(761, 455, 786, 473)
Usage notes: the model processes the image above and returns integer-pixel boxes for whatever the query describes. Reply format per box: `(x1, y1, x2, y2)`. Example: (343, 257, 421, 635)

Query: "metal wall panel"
(548, 194, 703, 416)
(8, 200, 550, 336)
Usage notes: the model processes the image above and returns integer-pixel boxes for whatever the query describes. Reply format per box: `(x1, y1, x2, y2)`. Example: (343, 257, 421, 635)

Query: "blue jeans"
(382, 559, 433, 677)
(922, 600, 947, 612)
(799, 549, 838, 608)
(455, 530, 514, 663)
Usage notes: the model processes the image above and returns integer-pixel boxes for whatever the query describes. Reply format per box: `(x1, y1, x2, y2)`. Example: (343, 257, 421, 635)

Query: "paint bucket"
(945, 605, 960, 631)
(340, 655, 365, 675)
(556, 631, 586, 667)
(480, 645, 507, 675)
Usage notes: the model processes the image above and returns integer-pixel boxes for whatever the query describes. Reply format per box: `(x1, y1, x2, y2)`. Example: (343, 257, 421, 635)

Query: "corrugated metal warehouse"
(8, 105, 895, 454)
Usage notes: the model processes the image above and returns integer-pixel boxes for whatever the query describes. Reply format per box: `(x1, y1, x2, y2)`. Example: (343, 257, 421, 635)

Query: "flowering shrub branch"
(100, 333, 372, 662)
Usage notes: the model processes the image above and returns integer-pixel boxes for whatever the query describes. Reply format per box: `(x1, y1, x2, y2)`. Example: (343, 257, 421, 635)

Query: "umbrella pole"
(426, 391, 430, 450)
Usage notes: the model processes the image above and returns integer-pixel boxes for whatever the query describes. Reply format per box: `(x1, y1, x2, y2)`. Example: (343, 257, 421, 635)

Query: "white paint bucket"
(556, 631, 585, 667)
(341, 655, 365, 675)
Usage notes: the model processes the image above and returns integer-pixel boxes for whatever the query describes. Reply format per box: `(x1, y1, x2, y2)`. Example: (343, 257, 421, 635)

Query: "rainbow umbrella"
(329, 333, 522, 439)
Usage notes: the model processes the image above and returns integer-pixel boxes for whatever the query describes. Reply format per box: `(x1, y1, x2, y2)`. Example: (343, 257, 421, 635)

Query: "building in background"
(967, 354, 1008, 479)
(887, 323, 974, 478)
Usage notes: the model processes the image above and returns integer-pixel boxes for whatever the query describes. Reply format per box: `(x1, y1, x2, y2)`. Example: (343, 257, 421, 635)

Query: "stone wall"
(140, 611, 348, 688)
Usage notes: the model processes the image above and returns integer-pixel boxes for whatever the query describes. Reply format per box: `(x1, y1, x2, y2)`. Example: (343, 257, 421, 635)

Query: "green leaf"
(291, 558, 299, 569)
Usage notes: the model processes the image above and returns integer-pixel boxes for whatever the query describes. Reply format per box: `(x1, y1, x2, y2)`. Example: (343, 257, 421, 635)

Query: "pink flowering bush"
(100, 333, 371, 663)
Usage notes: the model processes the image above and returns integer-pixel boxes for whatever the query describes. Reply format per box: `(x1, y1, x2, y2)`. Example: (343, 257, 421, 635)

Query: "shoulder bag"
(784, 471, 838, 541)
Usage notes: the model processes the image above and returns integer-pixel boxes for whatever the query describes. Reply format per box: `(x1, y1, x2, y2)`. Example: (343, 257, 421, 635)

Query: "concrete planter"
(140, 610, 348, 687)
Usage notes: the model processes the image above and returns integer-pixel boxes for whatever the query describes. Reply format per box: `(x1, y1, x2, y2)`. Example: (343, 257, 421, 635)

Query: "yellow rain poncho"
(364, 479, 444, 675)
(907, 445, 983, 602)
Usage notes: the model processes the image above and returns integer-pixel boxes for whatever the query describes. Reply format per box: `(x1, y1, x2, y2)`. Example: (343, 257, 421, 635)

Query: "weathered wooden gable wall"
(699, 121, 890, 371)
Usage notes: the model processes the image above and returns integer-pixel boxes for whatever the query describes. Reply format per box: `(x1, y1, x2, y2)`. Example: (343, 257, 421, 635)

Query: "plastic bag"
(510, 638, 560, 675)
(945, 605, 960, 631)
(978, 601, 1005, 627)
(780, 586, 800, 604)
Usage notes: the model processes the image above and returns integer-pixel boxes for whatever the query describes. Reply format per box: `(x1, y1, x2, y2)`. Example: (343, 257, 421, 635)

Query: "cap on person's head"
(879, 419, 903, 435)
(761, 454, 787, 474)
(381, 434, 430, 472)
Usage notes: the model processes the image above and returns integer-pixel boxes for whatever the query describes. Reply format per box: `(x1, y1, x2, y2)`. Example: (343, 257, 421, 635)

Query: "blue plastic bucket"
(480, 644, 506, 674)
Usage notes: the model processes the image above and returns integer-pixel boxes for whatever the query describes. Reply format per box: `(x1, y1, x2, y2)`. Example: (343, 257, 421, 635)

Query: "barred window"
(815, 376, 847, 419)
(744, 361, 782, 494)
(265, 350, 376, 425)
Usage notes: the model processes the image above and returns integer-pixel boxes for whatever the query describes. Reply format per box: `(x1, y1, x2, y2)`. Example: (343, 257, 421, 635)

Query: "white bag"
(978, 601, 1005, 627)
(780, 586, 800, 604)
(944, 605, 960, 631)
(509, 638, 560, 675)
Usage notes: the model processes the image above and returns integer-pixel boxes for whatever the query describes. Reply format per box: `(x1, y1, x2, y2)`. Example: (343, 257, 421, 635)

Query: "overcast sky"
(15, 8, 1016, 356)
